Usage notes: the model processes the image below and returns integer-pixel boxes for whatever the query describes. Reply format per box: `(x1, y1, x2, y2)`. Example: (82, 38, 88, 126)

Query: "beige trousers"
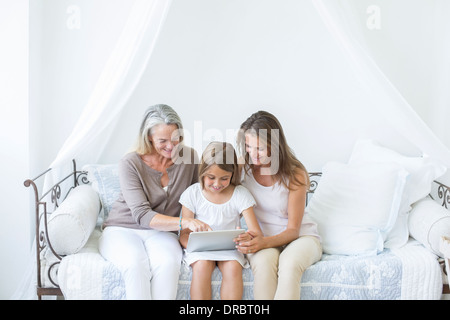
(247, 235, 322, 300)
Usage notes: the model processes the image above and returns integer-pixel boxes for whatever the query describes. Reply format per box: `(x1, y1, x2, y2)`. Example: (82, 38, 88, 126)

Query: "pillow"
(348, 139, 447, 248)
(48, 185, 101, 255)
(83, 164, 121, 219)
(408, 196, 450, 257)
(306, 161, 408, 255)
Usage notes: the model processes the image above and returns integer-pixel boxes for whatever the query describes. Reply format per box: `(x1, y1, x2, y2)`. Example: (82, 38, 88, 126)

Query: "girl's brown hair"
(199, 141, 241, 189)
(236, 110, 310, 191)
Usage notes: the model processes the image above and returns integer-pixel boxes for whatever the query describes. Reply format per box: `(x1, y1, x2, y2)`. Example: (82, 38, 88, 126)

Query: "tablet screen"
(186, 229, 245, 253)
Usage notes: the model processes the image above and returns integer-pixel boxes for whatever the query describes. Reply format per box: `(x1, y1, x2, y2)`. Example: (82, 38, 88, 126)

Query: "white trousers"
(99, 226, 182, 300)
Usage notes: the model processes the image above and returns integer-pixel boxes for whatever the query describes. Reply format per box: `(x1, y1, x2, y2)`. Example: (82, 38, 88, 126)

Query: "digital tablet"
(186, 229, 246, 253)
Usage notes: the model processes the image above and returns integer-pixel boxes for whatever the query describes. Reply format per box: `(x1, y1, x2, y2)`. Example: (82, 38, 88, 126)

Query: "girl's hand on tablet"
(183, 217, 212, 232)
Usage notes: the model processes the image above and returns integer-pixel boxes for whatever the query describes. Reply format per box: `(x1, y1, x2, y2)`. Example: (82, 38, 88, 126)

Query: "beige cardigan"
(103, 148, 199, 230)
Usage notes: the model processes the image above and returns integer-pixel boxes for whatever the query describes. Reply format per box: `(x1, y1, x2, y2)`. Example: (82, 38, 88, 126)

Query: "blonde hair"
(236, 110, 309, 190)
(134, 104, 184, 155)
(199, 141, 241, 189)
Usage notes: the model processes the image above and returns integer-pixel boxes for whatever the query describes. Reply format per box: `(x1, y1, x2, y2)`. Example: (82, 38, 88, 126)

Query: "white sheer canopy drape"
(44, 0, 172, 189)
(312, 0, 450, 169)
(430, 1, 450, 149)
(13, 0, 172, 299)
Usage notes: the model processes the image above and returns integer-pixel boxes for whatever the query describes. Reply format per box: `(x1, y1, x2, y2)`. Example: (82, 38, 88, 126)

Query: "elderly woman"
(99, 104, 210, 300)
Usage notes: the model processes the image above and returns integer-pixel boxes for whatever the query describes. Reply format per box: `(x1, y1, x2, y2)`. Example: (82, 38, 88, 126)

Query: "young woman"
(179, 141, 263, 300)
(235, 110, 322, 300)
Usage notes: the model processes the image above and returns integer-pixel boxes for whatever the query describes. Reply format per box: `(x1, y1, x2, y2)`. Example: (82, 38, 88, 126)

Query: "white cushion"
(82, 164, 120, 219)
(348, 139, 447, 248)
(307, 161, 408, 255)
(408, 196, 450, 257)
(48, 185, 101, 255)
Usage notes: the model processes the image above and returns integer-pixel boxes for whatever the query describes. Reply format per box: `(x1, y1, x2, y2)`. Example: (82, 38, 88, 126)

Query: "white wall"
(0, 0, 30, 299)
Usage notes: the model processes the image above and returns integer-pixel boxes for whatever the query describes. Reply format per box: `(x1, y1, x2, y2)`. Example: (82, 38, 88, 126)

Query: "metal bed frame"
(24, 160, 89, 299)
(24, 162, 450, 299)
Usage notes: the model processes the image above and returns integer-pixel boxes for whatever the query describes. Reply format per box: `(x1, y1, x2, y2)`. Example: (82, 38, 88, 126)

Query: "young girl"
(178, 141, 263, 300)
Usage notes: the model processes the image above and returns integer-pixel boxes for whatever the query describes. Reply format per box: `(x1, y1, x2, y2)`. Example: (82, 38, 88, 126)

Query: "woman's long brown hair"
(237, 110, 310, 191)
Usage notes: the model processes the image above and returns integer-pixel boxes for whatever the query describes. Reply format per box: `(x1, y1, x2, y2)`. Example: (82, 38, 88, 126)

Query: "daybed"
(25, 140, 450, 300)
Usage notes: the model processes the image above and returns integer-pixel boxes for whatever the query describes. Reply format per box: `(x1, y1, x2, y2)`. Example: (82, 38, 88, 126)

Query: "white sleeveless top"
(241, 169, 320, 241)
